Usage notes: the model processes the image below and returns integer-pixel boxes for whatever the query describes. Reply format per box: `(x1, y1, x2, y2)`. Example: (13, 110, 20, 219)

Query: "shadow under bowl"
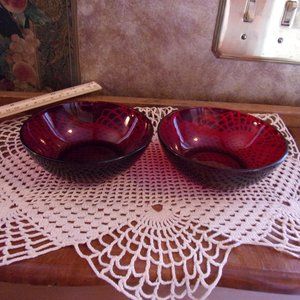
(158, 107, 288, 189)
(20, 101, 153, 181)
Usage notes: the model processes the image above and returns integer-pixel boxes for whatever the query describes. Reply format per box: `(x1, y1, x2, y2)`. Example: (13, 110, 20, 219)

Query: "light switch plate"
(212, 0, 300, 64)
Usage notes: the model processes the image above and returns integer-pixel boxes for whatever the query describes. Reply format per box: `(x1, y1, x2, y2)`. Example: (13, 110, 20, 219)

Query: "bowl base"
(162, 146, 273, 190)
(185, 148, 245, 170)
(58, 141, 124, 163)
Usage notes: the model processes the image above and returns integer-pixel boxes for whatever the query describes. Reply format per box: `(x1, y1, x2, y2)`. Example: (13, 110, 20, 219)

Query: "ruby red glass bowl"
(158, 107, 288, 188)
(20, 102, 153, 180)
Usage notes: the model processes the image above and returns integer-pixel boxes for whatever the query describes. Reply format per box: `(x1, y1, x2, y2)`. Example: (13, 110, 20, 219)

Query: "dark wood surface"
(0, 92, 299, 295)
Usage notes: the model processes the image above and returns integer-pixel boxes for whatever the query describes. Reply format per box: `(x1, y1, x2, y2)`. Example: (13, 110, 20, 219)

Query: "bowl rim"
(20, 101, 154, 165)
(157, 106, 289, 173)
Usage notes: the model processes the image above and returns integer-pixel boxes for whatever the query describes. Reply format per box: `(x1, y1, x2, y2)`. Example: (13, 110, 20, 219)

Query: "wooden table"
(0, 92, 300, 297)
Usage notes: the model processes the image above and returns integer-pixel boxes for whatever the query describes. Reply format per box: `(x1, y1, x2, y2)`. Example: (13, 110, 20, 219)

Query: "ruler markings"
(0, 82, 102, 119)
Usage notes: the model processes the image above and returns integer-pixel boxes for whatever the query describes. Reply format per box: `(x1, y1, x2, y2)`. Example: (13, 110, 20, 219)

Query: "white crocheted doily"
(0, 107, 299, 300)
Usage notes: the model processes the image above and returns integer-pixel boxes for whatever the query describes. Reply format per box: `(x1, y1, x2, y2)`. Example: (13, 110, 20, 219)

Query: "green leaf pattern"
(24, 2, 51, 26)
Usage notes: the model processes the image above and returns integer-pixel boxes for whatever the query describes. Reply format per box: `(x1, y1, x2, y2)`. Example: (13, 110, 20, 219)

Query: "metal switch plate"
(213, 0, 300, 64)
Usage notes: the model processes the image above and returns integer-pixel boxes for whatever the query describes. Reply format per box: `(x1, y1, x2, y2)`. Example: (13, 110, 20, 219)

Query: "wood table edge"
(0, 92, 299, 126)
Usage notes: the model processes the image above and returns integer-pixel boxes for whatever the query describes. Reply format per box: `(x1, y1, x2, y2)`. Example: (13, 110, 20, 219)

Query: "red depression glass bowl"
(20, 101, 153, 180)
(158, 107, 288, 188)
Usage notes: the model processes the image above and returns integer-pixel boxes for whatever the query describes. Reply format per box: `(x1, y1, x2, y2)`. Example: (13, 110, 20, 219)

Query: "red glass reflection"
(20, 102, 153, 179)
(158, 107, 288, 188)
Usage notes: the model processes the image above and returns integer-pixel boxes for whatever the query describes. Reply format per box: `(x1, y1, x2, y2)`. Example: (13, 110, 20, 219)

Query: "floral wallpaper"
(0, 0, 79, 91)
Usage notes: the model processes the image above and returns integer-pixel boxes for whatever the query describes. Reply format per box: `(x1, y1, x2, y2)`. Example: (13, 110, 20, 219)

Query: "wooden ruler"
(0, 81, 102, 119)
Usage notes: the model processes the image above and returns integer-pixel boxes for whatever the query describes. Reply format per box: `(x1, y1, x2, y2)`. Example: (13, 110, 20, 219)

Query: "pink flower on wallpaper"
(6, 30, 40, 87)
(12, 61, 37, 85)
(0, 0, 27, 13)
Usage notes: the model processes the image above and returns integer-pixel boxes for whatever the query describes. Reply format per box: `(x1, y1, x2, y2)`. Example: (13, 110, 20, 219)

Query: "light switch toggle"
(243, 0, 256, 23)
(282, 1, 298, 26)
